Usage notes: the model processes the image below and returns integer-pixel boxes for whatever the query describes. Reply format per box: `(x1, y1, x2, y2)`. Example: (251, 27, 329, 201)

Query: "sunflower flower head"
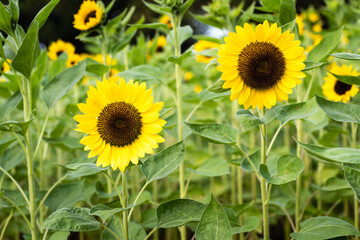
(322, 63, 359, 103)
(73, 0, 103, 31)
(48, 40, 76, 61)
(75, 78, 166, 172)
(194, 40, 220, 64)
(1, 59, 11, 82)
(66, 54, 82, 68)
(217, 20, 306, 109)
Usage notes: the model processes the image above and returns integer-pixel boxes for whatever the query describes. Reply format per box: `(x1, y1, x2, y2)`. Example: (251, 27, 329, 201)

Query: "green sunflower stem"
(171, 11, 186, 240)
(351, 122, 359, 238)
(260, 119, 269, 240)
(250, 131, 257, 201)
(122, 171, 129, 240)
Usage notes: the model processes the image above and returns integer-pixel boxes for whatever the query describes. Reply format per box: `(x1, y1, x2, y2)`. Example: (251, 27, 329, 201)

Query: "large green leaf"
(42, 207, 100, 231)
(141, 141, 185, 182)
(343, 164, 360, 202)
(0, 91, 22, 118)
(307, 27, 343, 62)
(12, 21, 40, 79)
(279, 0, 296, 26)
(329, 72, 360, 85)
(188, 158, 230, 177)
(157, 199, 206, 228)
(259, 154, 304, 185)
(331, 53, 360, 61)
(236, 109, 275, 132)
(41, 61, 86, 109)
(102, 218, 146, 240)
(296, 140, 360, 164)
(0, 3, 12, 34)
(167, 25, 193, 45)
(206, 79, 229, 93)
(316, 96, 360, 124)
(196, 195, 232, 240)
(90, 205, 132, 223)
(44, 180, 85, 211)
(29, 0, 60, 30)
(290, 216, 360, 239)
(274, 98, 317, 124)
(0, 145, 24, 171)
(0, 117, 34, 137)
(185, 122, 239, 144)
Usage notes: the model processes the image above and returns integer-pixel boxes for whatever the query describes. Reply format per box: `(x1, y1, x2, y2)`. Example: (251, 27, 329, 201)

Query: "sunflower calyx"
(162, 0, 183, 9)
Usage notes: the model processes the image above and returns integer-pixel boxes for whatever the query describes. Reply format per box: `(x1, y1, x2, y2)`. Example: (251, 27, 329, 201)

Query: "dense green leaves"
(296, 140, 360, 164)
(316, 96, 360, 124)
(41, 61, 86, 109)
(141, 141, 185, 182)
(259, 154, 304, 185)
(274, 98, 317, 124)
(12, 21, 40, 79)
(196, 195, 232, 240)
(157, 199, 206, 228)
(290, 216, 360, 239)
(343, 164, 360, 202)
(307, 27, 343, 62)
(42, 207, 100, 231)
(186, 123, 239, 144)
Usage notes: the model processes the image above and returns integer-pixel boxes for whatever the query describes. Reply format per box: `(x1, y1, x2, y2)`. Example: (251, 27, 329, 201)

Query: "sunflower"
(194, 40, 220, 64)
(66, 54, 82, 68)
(0, 59, 11, 82)
(48, 40, 76, 61)
(322, 63, 359, 103)
(217, 20, 306, 109)
(296, 13, 305, 36)
(159, 15, 172, 29)
(74, 78, 166, 172)
(73, 0, 103, 31)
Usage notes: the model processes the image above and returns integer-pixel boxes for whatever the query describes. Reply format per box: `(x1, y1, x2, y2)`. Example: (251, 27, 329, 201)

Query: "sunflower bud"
(162, 0, 183, 9)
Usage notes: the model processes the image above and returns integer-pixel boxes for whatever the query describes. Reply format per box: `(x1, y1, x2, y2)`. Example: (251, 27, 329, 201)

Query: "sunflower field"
(1, 0, 360, 239)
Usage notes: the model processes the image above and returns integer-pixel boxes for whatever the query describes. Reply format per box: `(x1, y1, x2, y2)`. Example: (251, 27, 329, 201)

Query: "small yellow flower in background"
(312, 23, 322, 33)
(296, 14, 305, 36)
(66, 54, 82, 68)
(194, 84, 202, 93)
(217, 20, 306, 109)
(74, 78, 166, 172)
(0, 59, 11, 82)
(73, 0, 103, 31)
(341, 30, 350, 45)
(322, 63, 359, 103)
(159, 15, 172, 29)
(305, 33, 323, 53)
(148, 35, 167, 53)
(184, 71, 194, 82)
(308, 12, 320, 23)
(194, 40, 220, 64)
(92, 54, 119, 77)
(48, 39, 76, 61)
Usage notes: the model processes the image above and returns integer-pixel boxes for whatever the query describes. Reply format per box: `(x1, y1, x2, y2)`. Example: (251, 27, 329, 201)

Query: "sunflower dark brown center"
(56, 50, 63, 57)
(97, 102, 142, 147)
(334, 80, 352, 95)
(237, 41, 286, 90)
(84, 10, 97, 24)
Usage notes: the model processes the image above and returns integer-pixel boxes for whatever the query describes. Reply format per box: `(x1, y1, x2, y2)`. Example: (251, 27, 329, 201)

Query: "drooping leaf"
(196, 195, 232, 240)
(141, 141, 185, 182)
(59, 163, 109, 178)
(316, 96, 360, 124)
(331, 53, 360, 61)
(296, 140, 360, 164)
(102, 218, 146, 240)
(303, 61, 326, 71)
(236, 109, 275, 132)
(290, 216, 360, 239)
(343, 164, 360, 202)
(188, 158, 230, 177)
(206, 79, 229, 93)
(307, 27, 343, 62)
(12, 21, 40, 79)
(231, 216, 260, 234)
(42, 207, 100, 231)
(185, 122, 239, 144)
(44, 180, 85, 211)
(274, 98, 317, 124)
(157, 199, 206, 228)
(41, 61, 86, 109)
(90, 205, 133, 223)
(259, 154, 304, 185)
(167, 50, 192, 66)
